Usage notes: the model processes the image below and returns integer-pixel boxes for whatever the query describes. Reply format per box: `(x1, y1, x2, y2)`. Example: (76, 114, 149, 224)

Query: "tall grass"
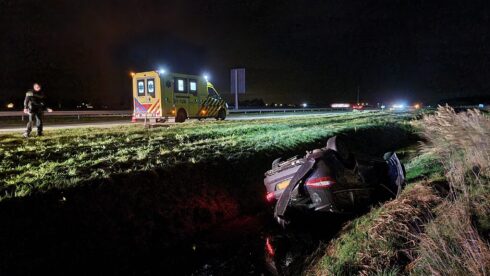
(420, 106, 490, 196)
(412, 106, 490, 275)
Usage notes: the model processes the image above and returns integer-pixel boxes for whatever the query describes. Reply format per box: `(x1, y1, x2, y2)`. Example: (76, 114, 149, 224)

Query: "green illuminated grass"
(0, 112, 411, 201)
(405, 152, 444, 181)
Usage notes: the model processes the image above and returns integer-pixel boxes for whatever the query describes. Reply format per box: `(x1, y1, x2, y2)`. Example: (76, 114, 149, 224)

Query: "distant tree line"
(238, 98, 266, 107)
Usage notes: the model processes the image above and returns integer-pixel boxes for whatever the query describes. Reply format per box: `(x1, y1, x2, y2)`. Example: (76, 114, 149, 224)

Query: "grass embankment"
(0, 112, 417, 275)
(0, 112, 410, 201)
(307, 106, 490, 275)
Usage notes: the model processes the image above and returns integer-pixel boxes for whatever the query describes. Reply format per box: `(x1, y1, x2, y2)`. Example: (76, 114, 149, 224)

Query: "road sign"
(231, 68, 245, 110)
(231, 68, 246, 94)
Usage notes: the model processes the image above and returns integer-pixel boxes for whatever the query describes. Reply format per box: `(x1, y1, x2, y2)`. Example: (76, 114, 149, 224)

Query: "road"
(0, 111, 350, 133)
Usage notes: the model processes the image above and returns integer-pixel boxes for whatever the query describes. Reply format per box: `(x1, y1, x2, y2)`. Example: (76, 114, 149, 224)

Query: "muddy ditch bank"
(0, 124, 419, 275)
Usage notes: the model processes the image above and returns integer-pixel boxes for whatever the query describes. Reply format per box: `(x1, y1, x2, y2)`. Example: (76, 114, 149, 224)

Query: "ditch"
(0, 124, 419, 275)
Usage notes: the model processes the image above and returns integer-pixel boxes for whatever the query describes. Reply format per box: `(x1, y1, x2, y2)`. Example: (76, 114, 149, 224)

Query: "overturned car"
(264, 136, 406, 226)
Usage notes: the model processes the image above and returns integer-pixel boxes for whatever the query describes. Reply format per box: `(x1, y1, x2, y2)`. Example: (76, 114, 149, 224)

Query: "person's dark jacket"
(24, 90, 46, 113)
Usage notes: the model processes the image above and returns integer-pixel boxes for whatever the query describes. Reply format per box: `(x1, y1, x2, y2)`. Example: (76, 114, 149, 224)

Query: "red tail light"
(305, 176, 336, 188)
(266, 192, 276, 202)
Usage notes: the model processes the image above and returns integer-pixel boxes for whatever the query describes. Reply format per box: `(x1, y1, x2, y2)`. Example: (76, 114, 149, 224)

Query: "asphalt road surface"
(0, 111, 350, 133)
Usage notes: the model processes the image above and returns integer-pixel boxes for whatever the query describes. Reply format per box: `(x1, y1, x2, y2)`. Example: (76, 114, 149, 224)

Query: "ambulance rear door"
(133, 71, 162, 119)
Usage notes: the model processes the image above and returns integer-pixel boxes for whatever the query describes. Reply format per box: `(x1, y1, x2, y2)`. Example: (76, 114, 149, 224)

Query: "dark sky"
(1, 0, 490, 108)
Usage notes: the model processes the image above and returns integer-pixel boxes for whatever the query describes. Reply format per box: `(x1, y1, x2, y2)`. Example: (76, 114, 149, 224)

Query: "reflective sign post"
(231, 68, 246, 110)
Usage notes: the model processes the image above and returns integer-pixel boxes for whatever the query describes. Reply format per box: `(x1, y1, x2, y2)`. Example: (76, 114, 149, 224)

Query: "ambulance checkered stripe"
(199, 96, 225, 117)
(208, 101, 217, 116)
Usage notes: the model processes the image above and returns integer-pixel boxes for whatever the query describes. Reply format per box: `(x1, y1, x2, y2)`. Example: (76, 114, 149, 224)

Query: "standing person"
(23, 83, 51, 137)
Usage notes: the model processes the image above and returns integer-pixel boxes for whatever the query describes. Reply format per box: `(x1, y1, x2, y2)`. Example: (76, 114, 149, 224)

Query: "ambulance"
(131, 71, 228, 122)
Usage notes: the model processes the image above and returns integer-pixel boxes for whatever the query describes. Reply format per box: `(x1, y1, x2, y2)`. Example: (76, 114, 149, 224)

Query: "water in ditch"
(188, 212, 346, 276)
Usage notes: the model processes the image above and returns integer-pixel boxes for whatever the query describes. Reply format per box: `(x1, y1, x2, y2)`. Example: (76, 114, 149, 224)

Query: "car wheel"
(216, 108, 226, 120)
(175, 109, 187, 123)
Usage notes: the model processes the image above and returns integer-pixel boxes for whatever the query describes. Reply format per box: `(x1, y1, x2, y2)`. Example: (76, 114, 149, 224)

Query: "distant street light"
(302, 103, 308, 108)
(7, 103, 14, 109)
(158, 68, 166, 74)
(203, 74, 209, 81)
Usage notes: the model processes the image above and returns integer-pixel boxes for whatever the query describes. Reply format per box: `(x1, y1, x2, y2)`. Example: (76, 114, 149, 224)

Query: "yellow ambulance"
(131, 71, 228, 122)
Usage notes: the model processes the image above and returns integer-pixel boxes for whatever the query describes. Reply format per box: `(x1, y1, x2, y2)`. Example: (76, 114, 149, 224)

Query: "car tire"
(175, 109, 187, 123)
(216, 108, 226, 120)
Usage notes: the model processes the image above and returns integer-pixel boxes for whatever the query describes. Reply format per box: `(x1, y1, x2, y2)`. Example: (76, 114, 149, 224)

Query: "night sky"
(1, 0, 490, 109)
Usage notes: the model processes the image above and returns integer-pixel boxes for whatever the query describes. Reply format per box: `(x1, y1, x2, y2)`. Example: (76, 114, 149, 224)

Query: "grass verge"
(0, 112, 411, 201)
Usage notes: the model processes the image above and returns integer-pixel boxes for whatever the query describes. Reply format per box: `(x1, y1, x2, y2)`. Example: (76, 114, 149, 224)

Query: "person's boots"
(23, 132, 29, 138)
(37, 132, 43, 136)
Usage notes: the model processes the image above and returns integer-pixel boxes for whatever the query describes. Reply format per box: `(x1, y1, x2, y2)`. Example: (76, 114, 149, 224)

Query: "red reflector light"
(265, 237, 275, 256)
(266, 192, 276, 202)
(305, 176, 335, 188)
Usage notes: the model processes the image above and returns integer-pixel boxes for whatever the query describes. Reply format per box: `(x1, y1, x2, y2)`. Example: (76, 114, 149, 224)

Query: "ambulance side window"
(137, 80, 145, 96)
(174, 78, 187, 93)
(189, 79, 197, 95)
(147, 78, 155, 97)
